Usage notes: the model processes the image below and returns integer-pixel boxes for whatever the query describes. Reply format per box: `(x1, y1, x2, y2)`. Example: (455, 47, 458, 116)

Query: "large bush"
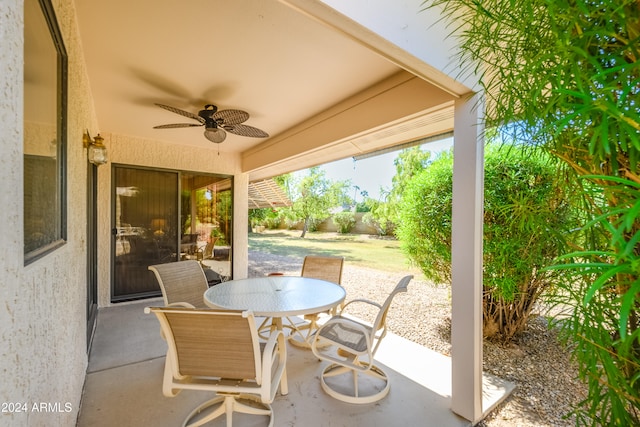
(397, 144, 577, 341)
(332, 211, 356, 234)
(361, 197, 396, 236)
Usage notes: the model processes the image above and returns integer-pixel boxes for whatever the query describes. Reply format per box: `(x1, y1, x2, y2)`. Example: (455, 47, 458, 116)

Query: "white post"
(233, 173, 249, 279)
(450, 93, 485, 423)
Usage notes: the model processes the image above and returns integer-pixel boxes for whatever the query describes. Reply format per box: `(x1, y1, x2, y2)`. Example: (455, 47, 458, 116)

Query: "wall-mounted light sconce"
(83, 131, 108, 165)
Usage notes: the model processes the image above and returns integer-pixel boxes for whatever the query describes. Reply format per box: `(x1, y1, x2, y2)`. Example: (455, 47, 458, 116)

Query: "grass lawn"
(248, 229, 422, 275)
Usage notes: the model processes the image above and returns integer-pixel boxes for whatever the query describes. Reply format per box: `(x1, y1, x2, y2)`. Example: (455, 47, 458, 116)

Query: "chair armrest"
(340, 298, 382, 314)
(260, 329, 288, 400)
(167, 302, 196, 308)
(261, 329, 285, 369)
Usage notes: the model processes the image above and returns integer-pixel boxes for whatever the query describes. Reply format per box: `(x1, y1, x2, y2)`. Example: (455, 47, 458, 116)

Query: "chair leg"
(183, 394, 273, 427)
(183, 396, 226, 427)
(352, 369, 360, 398)
(231, 394, 273, 427)
(288, 315, 330, 349)
(233, 394, 272, 416)
(319, 363, 391, 404)
(225, 397, 234, 427)
(162, 353, 181, 398)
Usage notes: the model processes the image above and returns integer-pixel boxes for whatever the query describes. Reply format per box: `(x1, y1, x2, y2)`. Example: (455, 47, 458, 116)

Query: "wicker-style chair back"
(301, 255, 343, 284)
(201, 240, 215, 260)
(148, 260, 208, 308)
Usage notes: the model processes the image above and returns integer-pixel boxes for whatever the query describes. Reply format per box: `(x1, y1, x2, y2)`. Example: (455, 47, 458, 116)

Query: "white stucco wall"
(1, 0, 98, 425)
(1, 2, 249, 424)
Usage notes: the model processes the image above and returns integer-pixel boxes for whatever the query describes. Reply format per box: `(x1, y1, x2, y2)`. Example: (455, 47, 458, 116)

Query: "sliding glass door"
(112, 167, 178, 301)
(111, 166, 233, 302)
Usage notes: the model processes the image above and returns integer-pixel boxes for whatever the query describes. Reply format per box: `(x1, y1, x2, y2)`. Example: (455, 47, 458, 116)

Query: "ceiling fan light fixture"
(204, 128, 226, 143)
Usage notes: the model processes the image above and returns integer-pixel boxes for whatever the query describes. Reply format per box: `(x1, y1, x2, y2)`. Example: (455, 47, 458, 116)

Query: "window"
(24, 0, 67, 264)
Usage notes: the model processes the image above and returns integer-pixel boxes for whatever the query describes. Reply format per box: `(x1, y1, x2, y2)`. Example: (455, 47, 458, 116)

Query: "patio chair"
(259, 255, 344, 345)
(178, 234, 200, 261)
(148, 260, 209, 309)
(200, 239, 215, 261)
(145, 307, 287, 427)
(289, 255, 344, 348)
(311, 275, 413, 404)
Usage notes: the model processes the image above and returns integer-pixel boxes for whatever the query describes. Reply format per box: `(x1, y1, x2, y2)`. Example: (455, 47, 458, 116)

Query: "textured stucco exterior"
(1, 0, 94, 424)
(0, 0, 249, 424)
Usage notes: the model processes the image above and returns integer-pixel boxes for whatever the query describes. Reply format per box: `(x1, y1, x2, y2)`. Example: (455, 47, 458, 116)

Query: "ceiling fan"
(153, 103, 269, 143)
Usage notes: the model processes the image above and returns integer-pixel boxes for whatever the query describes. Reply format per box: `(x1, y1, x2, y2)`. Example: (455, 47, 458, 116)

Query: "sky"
(313, 137, 454, 201)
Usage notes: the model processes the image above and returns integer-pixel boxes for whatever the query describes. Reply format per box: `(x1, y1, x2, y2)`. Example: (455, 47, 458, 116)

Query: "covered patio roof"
(74, 0, 491, 423)
(74, 0, 460, 180)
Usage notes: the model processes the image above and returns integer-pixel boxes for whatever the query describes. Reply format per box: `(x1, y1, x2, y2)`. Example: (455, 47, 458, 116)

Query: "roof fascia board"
(280, 0, 478, 95)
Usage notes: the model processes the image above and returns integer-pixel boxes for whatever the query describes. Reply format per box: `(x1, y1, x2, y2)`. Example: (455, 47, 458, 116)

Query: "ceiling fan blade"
(223, 123, 269, 138)
(153, 123, 203, 129)
(204, 128, 227, 143)
(213, 109, 249, 125)
(155, 103, 205, 124)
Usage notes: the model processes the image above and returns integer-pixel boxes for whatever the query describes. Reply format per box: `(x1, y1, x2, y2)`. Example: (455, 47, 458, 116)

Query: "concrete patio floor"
(76, 298, 513, 426)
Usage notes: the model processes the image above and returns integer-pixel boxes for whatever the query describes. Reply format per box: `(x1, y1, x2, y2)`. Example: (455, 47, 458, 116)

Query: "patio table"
(203, 275, 345, 328)
(204, 276, 345, 392)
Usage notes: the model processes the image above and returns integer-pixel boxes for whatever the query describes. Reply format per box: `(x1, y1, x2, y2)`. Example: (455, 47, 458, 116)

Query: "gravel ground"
(249, 250, 588, 426)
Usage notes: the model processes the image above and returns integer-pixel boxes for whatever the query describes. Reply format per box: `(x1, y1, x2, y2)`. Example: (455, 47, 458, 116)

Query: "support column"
(233, 173, 249, 279)
(450, 93, 485, 423)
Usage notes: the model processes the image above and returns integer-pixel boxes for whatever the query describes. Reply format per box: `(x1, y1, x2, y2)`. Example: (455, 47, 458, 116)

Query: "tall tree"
(382, 147, 433, 225)
(423, 0, 640, 424)
(289, 167, 350, 238)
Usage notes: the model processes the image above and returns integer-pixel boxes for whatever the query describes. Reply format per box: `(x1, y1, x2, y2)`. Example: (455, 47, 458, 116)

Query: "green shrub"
(249, 208, 282, 230)
(397, 144, 577, 341)
(332, 211, 356, 234)
(263, 212, 282, 229)
(306, 217, 323, 232)
(362, 205, 396, 236)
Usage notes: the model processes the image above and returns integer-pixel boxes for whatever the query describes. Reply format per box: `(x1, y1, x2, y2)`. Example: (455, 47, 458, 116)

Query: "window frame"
(24, 0, 68, 265)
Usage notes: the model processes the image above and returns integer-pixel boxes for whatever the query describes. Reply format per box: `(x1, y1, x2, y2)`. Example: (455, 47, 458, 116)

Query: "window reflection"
(24, 0, 67, 262)
(181, 175, 233, 278)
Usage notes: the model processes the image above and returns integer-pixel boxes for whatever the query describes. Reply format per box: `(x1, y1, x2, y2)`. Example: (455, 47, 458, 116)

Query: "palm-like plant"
(422, 0, 640, 424)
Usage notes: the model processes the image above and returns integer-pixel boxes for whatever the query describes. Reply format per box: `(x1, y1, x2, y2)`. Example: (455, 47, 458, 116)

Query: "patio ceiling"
(75, 0, 458, 180)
